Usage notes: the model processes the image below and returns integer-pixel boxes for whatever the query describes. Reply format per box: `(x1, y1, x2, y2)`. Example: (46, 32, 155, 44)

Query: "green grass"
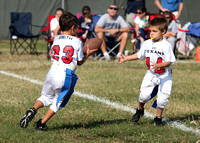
(0, 40, 200, 142)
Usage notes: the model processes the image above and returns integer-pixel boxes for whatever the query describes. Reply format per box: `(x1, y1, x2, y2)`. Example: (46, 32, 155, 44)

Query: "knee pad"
(139, 93, 151, 103)
(157, 93, 169, 109)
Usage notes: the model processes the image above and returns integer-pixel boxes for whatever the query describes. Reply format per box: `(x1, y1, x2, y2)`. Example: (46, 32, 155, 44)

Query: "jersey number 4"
(146, 57, 165, 74)
(52, 45, 74, 64)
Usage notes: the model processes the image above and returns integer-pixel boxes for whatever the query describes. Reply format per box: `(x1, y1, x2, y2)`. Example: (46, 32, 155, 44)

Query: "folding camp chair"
(187, 22, 200, 48)
(9, 12, 40, 55)
(176, 22, 200, 57)
(97, 39, 121, 61)
(40, 15, 55, 59)
(90, 14, 101, 38)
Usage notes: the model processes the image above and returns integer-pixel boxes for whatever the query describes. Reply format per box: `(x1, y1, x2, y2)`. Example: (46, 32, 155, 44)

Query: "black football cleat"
(154, 117, 165, 126)
(132, 108, 144, 122)
(34, 119, 47, 131)
(20, 107, 37, 128)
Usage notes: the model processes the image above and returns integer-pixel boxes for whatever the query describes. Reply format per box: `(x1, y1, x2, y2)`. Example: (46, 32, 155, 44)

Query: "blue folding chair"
(9, 12, 40, 54)
(85, 14, 101, 39)
(187, 22, 200, 48)
(176, 22, 200, 57)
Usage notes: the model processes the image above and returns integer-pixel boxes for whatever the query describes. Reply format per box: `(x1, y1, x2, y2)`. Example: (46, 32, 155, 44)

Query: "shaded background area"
(0, 0, 199, 40)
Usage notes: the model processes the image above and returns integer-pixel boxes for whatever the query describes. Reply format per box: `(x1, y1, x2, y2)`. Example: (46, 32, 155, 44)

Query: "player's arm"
(77, 45, 92, 66)
(77, 54, 87, 65)
(151, 61, 171, 72)
(118, 53, 139, 63)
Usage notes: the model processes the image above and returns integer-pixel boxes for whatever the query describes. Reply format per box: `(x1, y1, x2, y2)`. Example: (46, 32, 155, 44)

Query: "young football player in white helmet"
(118, 17, 176, 126)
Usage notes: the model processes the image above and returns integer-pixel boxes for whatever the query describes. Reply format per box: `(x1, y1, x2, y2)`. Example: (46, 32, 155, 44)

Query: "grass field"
(0, 40, 200, 142)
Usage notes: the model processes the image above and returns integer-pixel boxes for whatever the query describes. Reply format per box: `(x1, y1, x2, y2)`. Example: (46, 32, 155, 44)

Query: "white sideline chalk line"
(0, 70, 200, 136)
(0, 60, 198, 65)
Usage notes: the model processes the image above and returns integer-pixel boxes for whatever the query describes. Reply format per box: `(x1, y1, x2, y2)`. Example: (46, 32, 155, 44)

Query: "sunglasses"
(165, 17, 171, 19)
(109, 7, 118, 10)
(137, 12, 142, 14)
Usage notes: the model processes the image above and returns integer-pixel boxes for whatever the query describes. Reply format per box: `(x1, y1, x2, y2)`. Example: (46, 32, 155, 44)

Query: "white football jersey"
(51, 35, 84, 71)
(137, 38, 176, 75)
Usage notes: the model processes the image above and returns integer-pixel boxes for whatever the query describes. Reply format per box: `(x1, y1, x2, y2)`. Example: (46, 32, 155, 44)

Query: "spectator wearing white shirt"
(132, 7, 149, 52)
(50, 8, 64, 40)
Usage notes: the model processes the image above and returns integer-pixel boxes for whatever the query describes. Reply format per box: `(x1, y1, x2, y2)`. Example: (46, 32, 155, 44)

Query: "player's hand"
(89, 48, 98, 55)
(151, 61, 159, 72)
(85, 45, 97, 57)
(118, 54, 126, 63)
(49, 50, 53, 57)
(85, 45, 90, 57)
